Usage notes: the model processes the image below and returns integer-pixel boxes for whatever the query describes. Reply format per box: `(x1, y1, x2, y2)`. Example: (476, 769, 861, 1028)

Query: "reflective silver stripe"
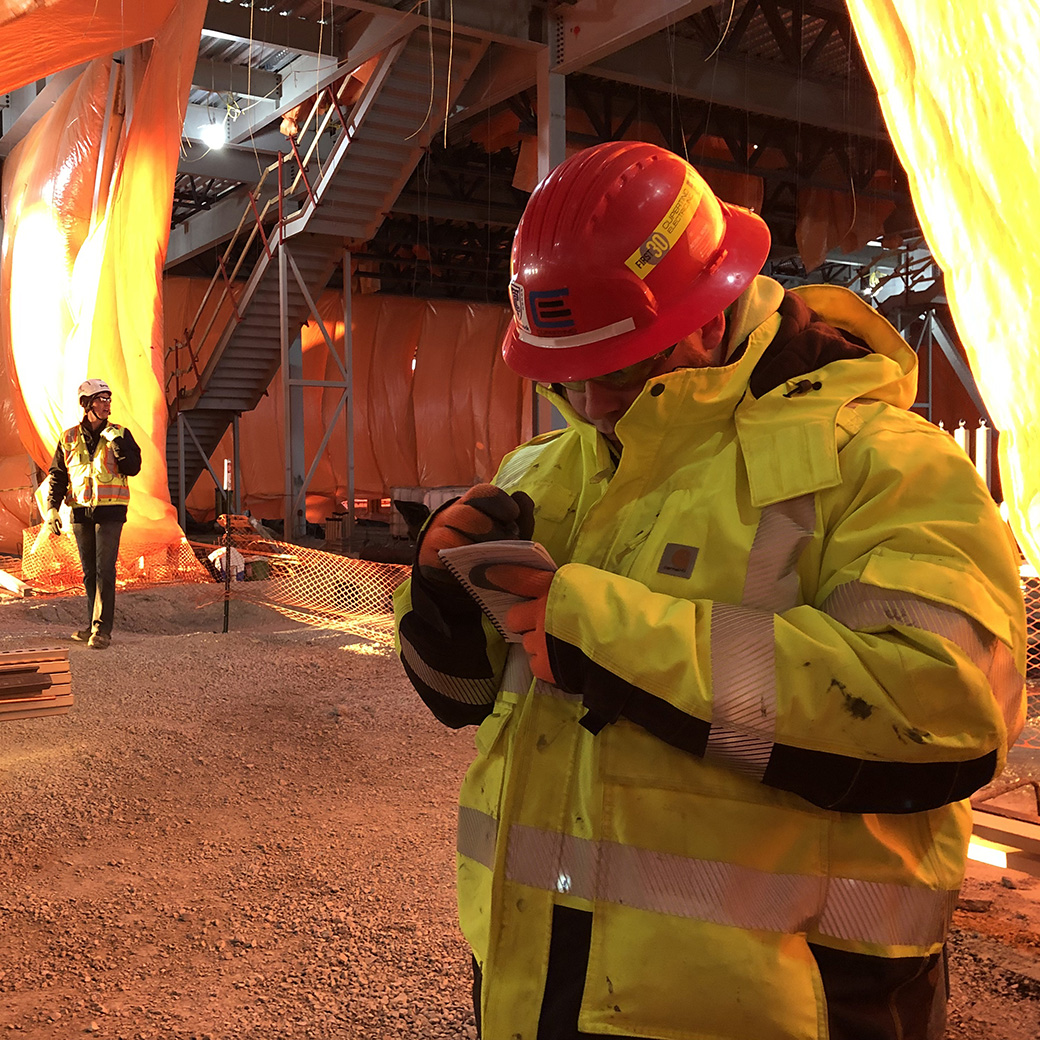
(398, 633, 498, 706)
(502, 645, 579, 702)
(705, 495, 815, 776)
(706, 603, 776, 779)
(517, 316, 636, 349)
(817, 878, 957, 948)
(501, 644, 534, 695)
(822, 581, 1025, 738)
(458, 805, 497, 869)
(459, 809, 950, 948)
(741, 494, 816, 613)
(495, 442, 552, 491)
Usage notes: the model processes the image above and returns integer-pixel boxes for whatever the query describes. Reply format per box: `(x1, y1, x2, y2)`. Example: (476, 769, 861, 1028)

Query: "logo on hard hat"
(529, 289, 574, 332)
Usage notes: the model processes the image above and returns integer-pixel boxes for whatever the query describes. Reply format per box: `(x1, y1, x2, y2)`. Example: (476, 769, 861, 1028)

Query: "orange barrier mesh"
(191, 529, 408, 646)
(7, 524, 407, 647)
(19, 525, 209, 593)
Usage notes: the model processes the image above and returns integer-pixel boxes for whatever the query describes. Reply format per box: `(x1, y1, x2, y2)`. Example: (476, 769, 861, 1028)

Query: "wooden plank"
(0, 568, 32, 597)
(0, 698, 73, 721)
(0, 647, 72, 721)
(972, 809, 1040, 857)
(0, 647, 70, 666)
(0, 659, 70, 676)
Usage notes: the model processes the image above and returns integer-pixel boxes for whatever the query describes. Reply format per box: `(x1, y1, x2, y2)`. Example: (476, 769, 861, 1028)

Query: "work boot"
(88, 631, 111, 650)
(71, 629, 91, 642)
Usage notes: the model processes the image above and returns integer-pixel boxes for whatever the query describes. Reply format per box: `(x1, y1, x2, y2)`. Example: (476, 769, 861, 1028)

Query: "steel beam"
(202, 4, 338, 58)
(329, 0, 535, 48)
(589, 32, 886, 139)
(192, 58, 280, 103)
(176, 138, 275, 183)
(224, 13, 407, 145)
(551, 0, 711, 75)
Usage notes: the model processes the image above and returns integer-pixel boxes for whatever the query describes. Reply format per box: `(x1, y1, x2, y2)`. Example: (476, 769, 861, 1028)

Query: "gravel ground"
(0, 582, 1038, 1039)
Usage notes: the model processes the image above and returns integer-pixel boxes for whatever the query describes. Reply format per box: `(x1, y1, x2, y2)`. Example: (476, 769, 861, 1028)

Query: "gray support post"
(532, 8, 567, 435)
(279, 236, 293, 539)
(344, 250, 355, 550)
(176, 412, 186, 532)
(232, 413, 241, 514)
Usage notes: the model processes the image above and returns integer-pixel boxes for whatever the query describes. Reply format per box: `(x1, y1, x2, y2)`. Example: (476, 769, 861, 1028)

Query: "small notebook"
(437, 540, 557, 641)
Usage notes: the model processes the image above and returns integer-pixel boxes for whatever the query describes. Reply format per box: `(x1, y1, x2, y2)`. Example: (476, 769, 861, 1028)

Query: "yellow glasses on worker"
(558, 346, 676, 393)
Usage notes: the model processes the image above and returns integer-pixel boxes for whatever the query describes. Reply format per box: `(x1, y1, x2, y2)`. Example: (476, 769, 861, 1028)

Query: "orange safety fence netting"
(5, 525, 408, 648)
(191, 529, 407, 646)
(18, 525, 210, 594)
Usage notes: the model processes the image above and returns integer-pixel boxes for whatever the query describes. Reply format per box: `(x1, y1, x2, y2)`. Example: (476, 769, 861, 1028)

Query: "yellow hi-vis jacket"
(394, 279, 1026, 1040)
(60, 423, 131, 509)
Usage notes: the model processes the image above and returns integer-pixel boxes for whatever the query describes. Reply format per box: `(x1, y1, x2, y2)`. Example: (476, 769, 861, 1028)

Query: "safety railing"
(164, 71, 363, 414)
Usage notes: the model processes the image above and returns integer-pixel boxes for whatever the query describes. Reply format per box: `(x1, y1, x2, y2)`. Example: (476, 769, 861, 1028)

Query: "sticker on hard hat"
(509, 282, 531, 333)
(625, 166, 705, 279)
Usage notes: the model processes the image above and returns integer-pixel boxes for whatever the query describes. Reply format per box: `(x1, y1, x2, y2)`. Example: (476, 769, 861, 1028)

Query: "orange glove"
(485, 563, 556, 684)
(417, 484, 534, 588)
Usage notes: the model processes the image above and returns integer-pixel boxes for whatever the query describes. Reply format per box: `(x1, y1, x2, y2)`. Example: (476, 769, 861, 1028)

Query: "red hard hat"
(502, 142, 771, 382)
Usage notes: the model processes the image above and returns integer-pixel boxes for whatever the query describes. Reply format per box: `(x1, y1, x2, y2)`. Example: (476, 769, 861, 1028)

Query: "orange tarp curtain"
(0, 0, 182, 95)
(847, 3, 1040, 570)
(163, 281, 529, 521)
(0, 0, 207, 555)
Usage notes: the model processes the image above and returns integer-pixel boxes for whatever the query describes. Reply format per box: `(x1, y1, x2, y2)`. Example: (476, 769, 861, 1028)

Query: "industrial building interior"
(1, 5, 1039, 1036)
(1, 0, 991, 544)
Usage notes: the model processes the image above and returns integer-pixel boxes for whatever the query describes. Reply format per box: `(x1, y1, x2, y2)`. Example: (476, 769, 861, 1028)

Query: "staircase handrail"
(167, 66, 375, 413)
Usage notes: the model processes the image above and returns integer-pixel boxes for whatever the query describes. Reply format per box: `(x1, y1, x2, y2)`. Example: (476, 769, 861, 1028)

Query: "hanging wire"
(406, 0, 438, 141)
(665, 21, 688, 161)
(443, 0, 454, 149)
(841, 12, 860, 255)
(704, 0, 737, 62)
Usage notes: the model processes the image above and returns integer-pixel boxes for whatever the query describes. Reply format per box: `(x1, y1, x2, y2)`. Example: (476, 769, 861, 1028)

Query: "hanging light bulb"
(199, 118, 226, 151)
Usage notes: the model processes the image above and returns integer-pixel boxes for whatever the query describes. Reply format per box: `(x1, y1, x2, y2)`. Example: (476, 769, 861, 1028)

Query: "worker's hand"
(416, 484, 535, 587)
(485, 563, 556, 684)
(45, 507, 62, 537)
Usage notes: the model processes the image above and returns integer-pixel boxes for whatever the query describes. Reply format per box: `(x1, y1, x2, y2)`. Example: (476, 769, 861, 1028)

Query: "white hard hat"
(78, 378, 111, 406)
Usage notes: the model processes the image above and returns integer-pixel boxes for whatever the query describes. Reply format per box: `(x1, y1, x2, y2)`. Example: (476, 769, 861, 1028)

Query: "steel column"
(344, 250, 356, 549)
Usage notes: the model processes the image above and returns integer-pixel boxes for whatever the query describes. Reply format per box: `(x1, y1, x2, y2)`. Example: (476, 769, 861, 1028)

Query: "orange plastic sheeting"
(0, 344, 36, 551)
(164, 283, 528, 522)
(163, 275, 239, 404)
(847, 3, 1040, 569)
(0, 0, 180, 95)
(412, 301, 521, 487)
(796, 173, 897, 273)
(0, 0, 208, 561)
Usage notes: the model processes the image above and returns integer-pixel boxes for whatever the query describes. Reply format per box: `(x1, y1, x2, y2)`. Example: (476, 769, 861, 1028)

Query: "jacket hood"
(733, 278, 917, 410)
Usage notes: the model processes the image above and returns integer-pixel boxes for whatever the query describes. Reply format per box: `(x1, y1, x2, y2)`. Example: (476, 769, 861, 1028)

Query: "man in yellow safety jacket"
(394, 142, 1026, 1040)
(46, 378, 142, 650)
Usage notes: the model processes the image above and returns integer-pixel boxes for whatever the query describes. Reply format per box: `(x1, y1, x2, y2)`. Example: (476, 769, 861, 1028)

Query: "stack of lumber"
(0, 647, 72, 721)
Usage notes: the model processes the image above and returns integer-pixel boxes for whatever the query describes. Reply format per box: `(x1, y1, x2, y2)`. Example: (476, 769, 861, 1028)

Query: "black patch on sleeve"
(547, 633, 710, 754)
(763, 744, 998, 813)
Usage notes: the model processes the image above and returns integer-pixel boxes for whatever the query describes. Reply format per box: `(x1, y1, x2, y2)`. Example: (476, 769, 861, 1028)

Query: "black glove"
(45, 508, 62, 537)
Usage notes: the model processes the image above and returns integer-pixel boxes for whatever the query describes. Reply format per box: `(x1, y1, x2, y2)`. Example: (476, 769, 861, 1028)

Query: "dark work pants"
(473, 905, 948, 1040)
(72, 519, 124, 636)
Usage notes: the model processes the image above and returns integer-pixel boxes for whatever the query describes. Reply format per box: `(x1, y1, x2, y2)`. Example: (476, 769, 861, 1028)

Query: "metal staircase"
(166, 25, 489, 517)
